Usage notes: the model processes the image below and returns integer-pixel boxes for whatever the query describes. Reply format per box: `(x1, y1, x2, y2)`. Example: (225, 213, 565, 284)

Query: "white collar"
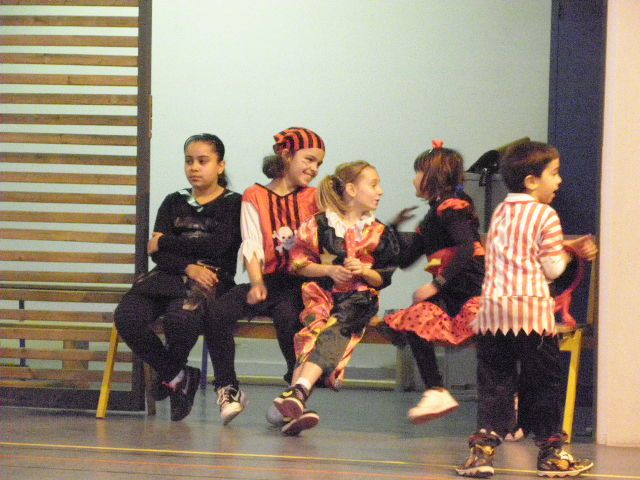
(325, 209, 375, 239)
(504, 192, 536, 203)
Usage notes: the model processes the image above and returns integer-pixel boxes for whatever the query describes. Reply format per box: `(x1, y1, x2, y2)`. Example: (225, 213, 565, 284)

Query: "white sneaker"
(216, 384, 247, 425)
(408, 388, 459, 424)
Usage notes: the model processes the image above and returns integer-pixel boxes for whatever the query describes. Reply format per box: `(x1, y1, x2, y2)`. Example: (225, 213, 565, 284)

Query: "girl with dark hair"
(271, 161, 399, 435)
(114, 133, 241, 422)
(384, 140, 485, 424)
(203, 127, 326, 425)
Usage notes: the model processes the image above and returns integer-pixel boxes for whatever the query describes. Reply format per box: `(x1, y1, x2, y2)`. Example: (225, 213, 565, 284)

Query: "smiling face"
(347, 166, 384, 214)
(526, 157, 562, 204)
(283, 147, 325, 187)
(184, 141, 224, 194)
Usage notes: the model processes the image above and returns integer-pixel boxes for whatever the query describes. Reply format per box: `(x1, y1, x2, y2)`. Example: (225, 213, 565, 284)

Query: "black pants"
(406, 332, 444, 389)
(114, 292, 203, 382)
(204, 274, 305, 388)
(476, 331, 563, 439)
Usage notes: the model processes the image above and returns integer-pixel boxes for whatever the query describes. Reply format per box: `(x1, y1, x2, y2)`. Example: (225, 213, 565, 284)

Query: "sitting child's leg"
(405, 332, 459, 423)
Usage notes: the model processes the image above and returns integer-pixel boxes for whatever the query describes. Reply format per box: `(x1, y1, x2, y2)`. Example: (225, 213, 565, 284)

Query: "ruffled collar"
(325, 209, 375, 240)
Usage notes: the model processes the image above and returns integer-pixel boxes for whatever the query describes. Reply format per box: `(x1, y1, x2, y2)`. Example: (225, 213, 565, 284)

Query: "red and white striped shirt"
(475, 193, 564, 335)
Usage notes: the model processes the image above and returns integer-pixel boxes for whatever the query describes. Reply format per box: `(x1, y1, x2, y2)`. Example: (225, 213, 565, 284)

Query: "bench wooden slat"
(0, 34, 137, 47)
(0, 251, 134, 264)
(0, 271, 133, 284)
(0, 309, 115, 322)
(0, 211, 136, 224)
(0, 1, 139, 6)
(0, 366, 131, 382)
(0, 347, 132, 362)
(0, 114, 138, 126)
(0, 289, 126, 303)
(0, 73, 137, 87)
(1, 229, 135, 244)
(0, 326, 114, 341)
(0, 152, 137, 166)
(0, 15, 138, 28)
(0, 53, 138, 67)
(0, 93, 138, 105)
(0, 192, 136, 205)
(0, 171, 136, 185)
(2, 190, 130, 206)
(0, 133, 137, 146)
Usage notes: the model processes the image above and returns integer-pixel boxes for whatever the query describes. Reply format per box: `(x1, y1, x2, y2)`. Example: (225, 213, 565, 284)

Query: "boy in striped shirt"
(457, 142, 597, 478)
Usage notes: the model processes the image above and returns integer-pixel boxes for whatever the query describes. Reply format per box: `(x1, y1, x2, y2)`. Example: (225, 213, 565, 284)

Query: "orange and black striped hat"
(273, 127, 325, 154)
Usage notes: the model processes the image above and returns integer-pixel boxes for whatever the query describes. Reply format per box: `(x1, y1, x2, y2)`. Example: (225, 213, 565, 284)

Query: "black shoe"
(169, 366, 201, 421)
(281, 410, 320, 436)
(273, 384, 308, 420)
(149, 369, 170, 401)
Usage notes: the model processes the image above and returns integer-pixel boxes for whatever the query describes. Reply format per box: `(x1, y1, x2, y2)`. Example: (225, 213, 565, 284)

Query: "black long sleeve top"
(150, 189, 242, 287)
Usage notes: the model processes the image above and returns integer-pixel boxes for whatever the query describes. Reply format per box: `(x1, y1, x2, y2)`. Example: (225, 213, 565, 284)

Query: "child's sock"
(164, 369, 185, 390)
(295, 378, 313, 396)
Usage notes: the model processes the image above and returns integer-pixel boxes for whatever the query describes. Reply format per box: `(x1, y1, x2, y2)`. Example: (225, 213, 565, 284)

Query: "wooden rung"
(0, 347, 132, 363)
(0, 35, 137, 47)
(0, 289, 125, 303)
(0, 16, 138, 28)
(0, 251, 134, 264)
(0, 73, 137, 87)
(0, 366, 131, 383)
(0, 327, 114, 341)
(0, 171, 136, 185)
(0, 192, 135, 205)
(0, 271, 133, 284)
(0, 133, 137, 146)
(0, 1, 139, 7)
(0, 114, 137, 126)
(0, 152, 137, 166)
(0, 309, 115, 322)
(0, 53, 137, 67)
(0, 229, 136, 244)
(0, 93, 137, 105)
(0, 211, 136, 224)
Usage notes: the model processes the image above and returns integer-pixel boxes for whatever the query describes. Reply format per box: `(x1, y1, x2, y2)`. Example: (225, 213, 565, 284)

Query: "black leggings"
(114, 292, 203, 382)
(406, 332, 444, 389)
(204, 275, 305, 388)
(476, 331, 563, 439)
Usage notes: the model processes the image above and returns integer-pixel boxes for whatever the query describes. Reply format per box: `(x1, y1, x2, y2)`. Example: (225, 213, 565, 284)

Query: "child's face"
(528, 157, 562, 204)
(412, 170, 425, 198)
(348, 166, 383, 213)
(284, 147, 325, 187)
(184, 141, 224, 193)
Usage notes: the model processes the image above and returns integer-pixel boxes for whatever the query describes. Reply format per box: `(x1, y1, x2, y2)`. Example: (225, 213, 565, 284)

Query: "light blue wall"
(150, 0, 552, 374)
(151, 0, 551, 312)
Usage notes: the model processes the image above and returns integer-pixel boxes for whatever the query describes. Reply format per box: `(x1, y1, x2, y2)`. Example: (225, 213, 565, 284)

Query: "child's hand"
(185, 263, 218, 290)
(247, 283, 268, 304)
(343, 257, 368, 276)
(565, 235, 598, 262)
(327, 265, 353, 286)
(390, 206, 418, 228)
(412, 282, 438, 304)
(147, 232, 163, 255)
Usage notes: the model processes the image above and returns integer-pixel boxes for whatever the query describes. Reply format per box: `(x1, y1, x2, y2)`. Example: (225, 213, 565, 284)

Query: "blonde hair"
(317, 160, 373, 214)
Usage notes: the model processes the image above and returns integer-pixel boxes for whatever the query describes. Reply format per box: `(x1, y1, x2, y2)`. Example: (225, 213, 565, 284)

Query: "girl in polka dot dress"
(384, 141, 484, 424)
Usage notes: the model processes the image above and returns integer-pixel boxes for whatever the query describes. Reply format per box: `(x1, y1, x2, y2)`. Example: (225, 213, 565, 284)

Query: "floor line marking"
(2, 441, 639, 479)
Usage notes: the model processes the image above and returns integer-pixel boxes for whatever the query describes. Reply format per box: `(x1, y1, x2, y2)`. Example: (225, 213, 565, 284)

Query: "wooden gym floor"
(1, 385, 639, 479)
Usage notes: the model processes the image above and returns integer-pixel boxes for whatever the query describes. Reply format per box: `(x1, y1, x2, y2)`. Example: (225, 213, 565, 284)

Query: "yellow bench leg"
(561, 329, 583, 443)
(96, 324, 119, 419)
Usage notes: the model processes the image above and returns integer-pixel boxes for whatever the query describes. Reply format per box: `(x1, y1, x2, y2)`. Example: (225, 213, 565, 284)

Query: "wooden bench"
(96, 314, 402, 418)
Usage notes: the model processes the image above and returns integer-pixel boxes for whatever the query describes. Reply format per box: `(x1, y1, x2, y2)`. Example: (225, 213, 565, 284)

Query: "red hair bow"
(431, 139, 444, 149)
